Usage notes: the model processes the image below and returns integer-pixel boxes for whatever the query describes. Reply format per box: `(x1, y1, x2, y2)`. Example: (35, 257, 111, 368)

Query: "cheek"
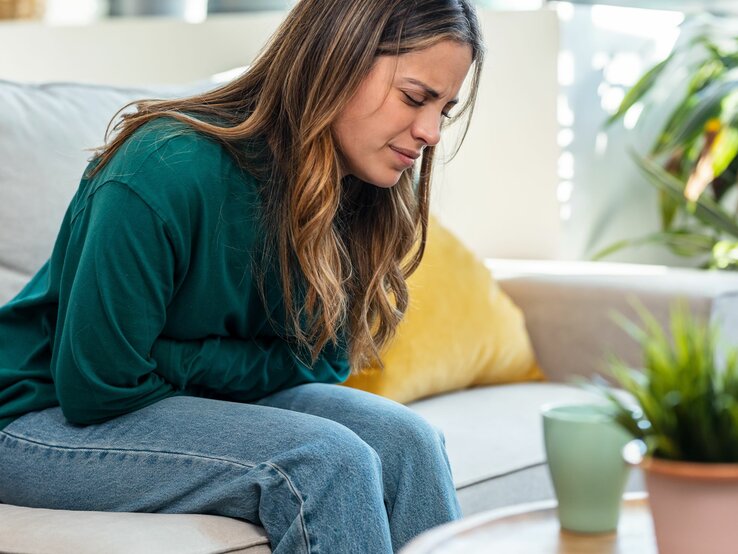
(336, 114, 385, 158)
(333, 95, 411, 168)
(360, 104, 412, 149)
(338, 93, 411, 144)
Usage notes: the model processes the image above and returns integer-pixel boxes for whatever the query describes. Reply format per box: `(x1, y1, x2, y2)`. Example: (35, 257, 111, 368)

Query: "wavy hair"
(89, 0, 484, 371)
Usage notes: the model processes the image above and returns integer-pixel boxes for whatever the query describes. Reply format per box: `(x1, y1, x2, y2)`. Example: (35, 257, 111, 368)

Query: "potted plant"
(596, 23, 738, 270)
(593, 299, 738, 554)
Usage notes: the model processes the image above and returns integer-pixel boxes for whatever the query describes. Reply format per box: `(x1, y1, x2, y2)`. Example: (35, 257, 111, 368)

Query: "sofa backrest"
(0, 78, 221, 304)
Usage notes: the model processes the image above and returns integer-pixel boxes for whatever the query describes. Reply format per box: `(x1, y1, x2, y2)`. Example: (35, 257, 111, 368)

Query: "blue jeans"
(0, 383, 461, 553)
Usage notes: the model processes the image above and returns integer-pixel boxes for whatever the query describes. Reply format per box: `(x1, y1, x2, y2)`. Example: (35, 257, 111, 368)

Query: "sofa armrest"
(487, 259, 738, 384)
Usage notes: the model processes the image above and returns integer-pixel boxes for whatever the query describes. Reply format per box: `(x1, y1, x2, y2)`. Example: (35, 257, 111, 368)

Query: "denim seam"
(0, 430, 258, 470)
(263, 461, 311, 554)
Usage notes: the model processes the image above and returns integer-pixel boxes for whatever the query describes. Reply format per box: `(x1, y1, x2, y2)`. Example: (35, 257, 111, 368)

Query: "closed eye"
(403, 92, 453, 119)
(403, 92, 424, 106)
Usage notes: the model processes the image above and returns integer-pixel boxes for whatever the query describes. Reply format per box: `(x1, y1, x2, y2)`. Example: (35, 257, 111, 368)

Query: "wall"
(432, 9, 560, 260)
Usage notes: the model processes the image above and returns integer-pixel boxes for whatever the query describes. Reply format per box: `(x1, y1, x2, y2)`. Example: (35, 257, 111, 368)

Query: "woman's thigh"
(255, 384, 456, 491)
(0, 394, 379, 514)
(255, 383, 448, 455)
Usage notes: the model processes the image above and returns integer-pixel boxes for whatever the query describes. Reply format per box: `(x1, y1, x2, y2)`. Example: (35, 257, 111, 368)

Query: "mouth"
(389, 146, 420, 168)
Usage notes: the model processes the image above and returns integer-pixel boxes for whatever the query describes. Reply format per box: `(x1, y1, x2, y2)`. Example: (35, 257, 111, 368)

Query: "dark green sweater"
(0, 120, 350, 429)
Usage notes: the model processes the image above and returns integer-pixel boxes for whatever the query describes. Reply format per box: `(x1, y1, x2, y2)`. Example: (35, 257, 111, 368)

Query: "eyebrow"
(402, 78, 459, 105)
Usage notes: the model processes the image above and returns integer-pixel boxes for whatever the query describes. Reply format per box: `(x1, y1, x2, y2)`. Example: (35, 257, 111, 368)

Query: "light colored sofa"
(1, 11, 738, 554)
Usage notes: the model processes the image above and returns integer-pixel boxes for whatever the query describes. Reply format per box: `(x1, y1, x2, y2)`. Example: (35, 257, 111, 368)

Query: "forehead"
(393, 41, 473, 97)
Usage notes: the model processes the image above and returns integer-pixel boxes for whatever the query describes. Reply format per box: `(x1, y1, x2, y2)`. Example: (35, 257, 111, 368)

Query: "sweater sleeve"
(149, 332, 351, 402)
(52, 181, 182, 425)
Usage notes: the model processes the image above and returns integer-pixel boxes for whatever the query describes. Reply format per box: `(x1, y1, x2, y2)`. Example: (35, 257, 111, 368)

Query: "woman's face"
(332, 40, 473, 188)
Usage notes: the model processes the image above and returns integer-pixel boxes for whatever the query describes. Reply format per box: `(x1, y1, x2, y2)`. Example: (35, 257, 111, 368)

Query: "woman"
(0, 0, 483, 552)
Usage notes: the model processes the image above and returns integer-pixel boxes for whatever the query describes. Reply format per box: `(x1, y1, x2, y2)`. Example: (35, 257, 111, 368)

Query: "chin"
(369, 180, 399, 189)
(347, 160, 408, 188)
(363, 170, 405, 189)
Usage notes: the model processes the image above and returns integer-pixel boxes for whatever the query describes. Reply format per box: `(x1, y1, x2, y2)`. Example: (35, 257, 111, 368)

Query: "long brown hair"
(90, 0, 484, 371)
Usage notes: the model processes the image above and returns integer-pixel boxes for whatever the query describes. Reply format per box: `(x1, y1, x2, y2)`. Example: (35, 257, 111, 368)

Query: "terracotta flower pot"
(640, 456, 738, 554)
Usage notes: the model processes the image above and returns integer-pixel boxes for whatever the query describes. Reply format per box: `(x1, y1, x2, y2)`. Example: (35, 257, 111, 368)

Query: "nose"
(411, 110, 442, 147)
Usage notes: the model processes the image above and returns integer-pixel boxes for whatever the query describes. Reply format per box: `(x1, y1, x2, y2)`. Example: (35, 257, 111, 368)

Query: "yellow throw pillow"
(342, 215, 544, 404)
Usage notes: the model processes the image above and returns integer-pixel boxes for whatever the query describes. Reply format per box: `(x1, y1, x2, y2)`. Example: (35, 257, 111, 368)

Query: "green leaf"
(712, 240, 738, 269)
(711, 126, 738, 178)
(721, 87, 738, 121)
(652, 81, 732, 156)
(660, 189, 680, 231)
(590, 239, 633, 261)
(605, 55, 673, 128)
(687, 57, 725, 96)
(653, 98, 700, 157)
(591, 230, 716, 261)
(722, 51, 738, 69)
(633, 153, 738, 238)
(663, 230, 717, 257)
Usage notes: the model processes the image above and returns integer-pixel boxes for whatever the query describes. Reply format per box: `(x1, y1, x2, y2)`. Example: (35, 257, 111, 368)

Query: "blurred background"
(3, 0, 738, 271)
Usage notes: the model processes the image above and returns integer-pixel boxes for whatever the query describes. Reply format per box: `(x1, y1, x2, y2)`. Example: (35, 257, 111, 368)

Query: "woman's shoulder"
(91, 117, 263, 222)
(102, 117, 243, 182)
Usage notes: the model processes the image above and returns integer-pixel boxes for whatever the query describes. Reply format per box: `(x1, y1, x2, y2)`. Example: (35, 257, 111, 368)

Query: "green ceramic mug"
(541, 402, 633, 534)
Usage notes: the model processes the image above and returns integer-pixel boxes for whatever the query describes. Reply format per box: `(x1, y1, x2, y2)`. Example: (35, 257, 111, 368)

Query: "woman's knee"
(405, 421, 446, 461)
(310, 385, 447, 451)
(367, 403, 445, 454)
(282, 416, 383, 478)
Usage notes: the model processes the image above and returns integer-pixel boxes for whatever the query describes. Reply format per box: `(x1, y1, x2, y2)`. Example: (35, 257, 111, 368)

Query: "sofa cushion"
(342, 217, 544, 404)
(0, 266, 29, 310)
(0, 504, 270, 554)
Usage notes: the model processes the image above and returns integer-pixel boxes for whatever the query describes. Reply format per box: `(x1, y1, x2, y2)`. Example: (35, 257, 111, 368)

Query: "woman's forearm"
(150, 335, 351, 402)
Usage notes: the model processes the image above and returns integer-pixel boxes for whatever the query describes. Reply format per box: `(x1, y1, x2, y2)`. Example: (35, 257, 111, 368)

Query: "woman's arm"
(52, 181, 183, 425)
(149, 333, 351, 402)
